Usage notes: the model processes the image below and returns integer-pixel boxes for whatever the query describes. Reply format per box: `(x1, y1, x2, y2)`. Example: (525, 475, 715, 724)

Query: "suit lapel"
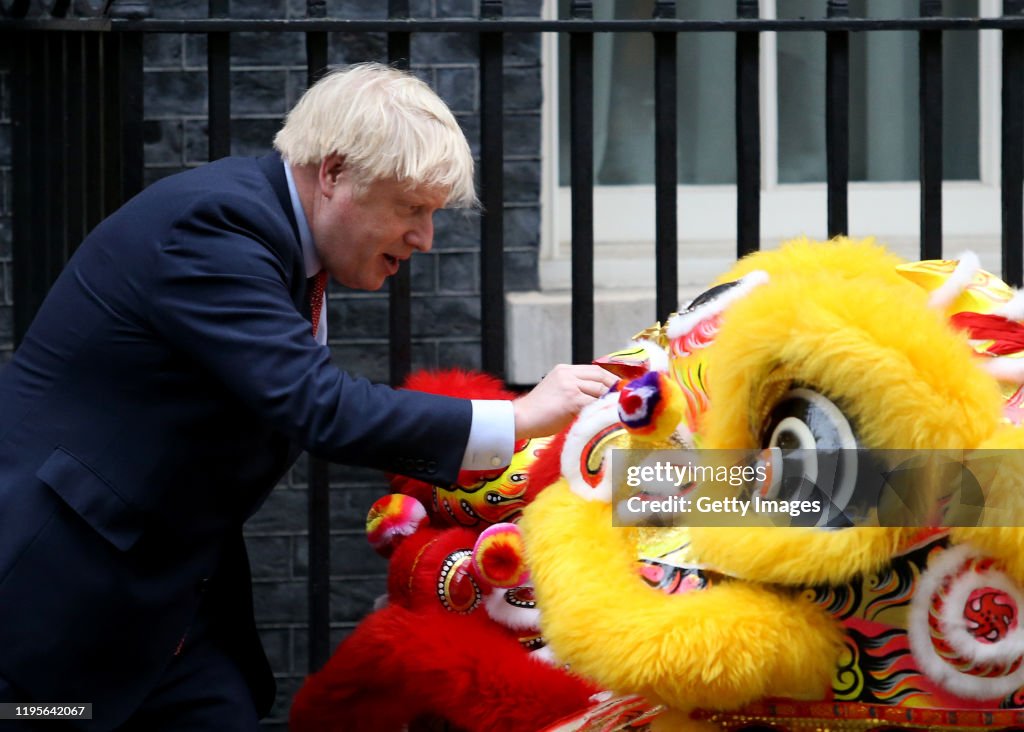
(257, 152, 312, 318)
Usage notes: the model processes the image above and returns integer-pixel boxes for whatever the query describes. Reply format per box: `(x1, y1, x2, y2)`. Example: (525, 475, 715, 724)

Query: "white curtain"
(559, 0, 979, 185)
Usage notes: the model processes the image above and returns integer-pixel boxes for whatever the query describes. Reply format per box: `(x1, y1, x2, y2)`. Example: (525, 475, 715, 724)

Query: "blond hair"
(273, 62, 477, 208)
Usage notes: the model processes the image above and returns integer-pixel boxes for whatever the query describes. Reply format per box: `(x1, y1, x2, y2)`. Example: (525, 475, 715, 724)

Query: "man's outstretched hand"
(512, 364, 620, 440)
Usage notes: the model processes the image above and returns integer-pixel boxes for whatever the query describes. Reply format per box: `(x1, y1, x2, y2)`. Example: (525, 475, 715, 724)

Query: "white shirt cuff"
(463, 400, 515, 470)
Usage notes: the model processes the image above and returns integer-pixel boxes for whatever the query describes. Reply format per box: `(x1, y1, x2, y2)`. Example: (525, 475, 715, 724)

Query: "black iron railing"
(3, 0, 1024, 676)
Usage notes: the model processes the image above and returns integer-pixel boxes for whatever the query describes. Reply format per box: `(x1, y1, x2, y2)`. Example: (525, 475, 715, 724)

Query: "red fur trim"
(387, 474, 436, 510)
(402, 368, 517, 401)
(289, 605, 597, 732)
(387, 526, 481, 610)
(524, 428, 569, 502)
(951, 312, 1024, 355)
(389, 369, 519, 497)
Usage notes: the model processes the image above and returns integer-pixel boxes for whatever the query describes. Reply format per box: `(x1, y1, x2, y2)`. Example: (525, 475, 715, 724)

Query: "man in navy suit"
(0, 62, 616, 730)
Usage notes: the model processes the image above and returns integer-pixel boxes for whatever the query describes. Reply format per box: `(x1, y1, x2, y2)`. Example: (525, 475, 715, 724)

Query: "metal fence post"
(569, 0, 594, 365)
(207, 0, 231, 161)
(304, 0, 332, 677)
(825, 0, 849, 238)
(653, 0, 678, 321)
(107, 1, 147, 203)
(388, 0, 412, 387)
(919, 0, 943, 259)
(735, 0, 760, 257)
(480, 0, 505, 377)
(1003, 0, 1024, 287)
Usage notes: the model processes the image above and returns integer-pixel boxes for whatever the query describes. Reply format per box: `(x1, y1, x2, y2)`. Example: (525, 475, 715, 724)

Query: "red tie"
(309, 270, 328, 338)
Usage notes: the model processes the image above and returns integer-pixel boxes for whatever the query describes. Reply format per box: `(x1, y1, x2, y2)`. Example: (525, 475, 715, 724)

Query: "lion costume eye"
(763, 387, 858, 452)
(758, 387, 860, 527)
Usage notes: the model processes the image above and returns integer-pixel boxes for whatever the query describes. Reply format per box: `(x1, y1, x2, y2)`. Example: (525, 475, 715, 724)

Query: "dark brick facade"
(0, 0, 543, 728)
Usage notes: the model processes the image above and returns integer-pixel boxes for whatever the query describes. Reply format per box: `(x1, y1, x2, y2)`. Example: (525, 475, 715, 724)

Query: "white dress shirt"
(283, 160, 513, 470)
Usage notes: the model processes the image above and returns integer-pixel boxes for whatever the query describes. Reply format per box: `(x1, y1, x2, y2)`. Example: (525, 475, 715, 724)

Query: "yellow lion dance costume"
(523, 238, 1024, 731)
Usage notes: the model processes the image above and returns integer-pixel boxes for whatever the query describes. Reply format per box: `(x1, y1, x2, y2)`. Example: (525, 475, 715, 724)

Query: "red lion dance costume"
(289, 370, 598, 732)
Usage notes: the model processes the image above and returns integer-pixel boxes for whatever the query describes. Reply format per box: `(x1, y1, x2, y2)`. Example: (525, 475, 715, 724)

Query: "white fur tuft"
(666, 270, 769, 340)
(634, 339, 670, 373)
(991, 290, 1024, 321)
(980, 357, 1024, 384)
(484, 587, 541, 631)
(927, 251, 980, 311)
(529, 645, 559, 666)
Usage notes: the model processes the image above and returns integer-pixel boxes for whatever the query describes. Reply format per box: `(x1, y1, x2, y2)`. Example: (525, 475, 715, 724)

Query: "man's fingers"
(578, 378, 612, 398)
(513, 364, 628, 439)
(573, 364, 620, 385)
(594, 370, 620, 388)
(546, 363, 619, 389)
(574, 365, 619, 396)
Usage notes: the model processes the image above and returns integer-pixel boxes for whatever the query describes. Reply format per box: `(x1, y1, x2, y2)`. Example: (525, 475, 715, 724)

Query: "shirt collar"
(283, 160, 321, 279)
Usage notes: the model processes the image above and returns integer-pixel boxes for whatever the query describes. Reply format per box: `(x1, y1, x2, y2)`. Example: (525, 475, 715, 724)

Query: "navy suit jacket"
(0, 153, 472, 729)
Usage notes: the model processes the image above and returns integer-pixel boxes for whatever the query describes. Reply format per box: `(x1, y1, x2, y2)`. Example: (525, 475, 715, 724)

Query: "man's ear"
(318, 153, 347, 196)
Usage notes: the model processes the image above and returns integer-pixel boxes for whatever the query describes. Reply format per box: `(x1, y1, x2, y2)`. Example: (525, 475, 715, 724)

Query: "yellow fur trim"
(522, 480, 844, 713)
(686, 526, 914, 587)
(686, 239, 1005, 584)
(712, 236, 905, 288)
(688, 243, 999, 585)
(701, 238, 1003, 453)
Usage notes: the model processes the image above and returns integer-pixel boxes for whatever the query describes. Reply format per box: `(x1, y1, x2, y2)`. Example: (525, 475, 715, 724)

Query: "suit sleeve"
(145, 196, 471, 485)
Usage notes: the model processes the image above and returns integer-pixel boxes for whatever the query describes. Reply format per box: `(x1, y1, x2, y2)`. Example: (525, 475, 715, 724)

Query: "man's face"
(311, 156, 447, 291)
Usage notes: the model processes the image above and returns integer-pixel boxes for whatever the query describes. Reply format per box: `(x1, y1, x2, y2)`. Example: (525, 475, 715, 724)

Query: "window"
(540, 0, 1001, 277)
(778, 0, 978, 183)
(512, 0, 1002, 384)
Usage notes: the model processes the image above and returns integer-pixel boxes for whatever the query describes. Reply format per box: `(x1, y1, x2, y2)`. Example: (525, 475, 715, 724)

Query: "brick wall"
(0, 0, 541, 728)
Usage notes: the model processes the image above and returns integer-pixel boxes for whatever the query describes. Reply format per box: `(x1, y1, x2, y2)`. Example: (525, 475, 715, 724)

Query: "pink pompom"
(366, 494, 427, 557)
(472, 523, 529, 589)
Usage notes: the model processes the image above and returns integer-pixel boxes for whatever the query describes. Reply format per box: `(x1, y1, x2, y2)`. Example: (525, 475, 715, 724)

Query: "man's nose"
(406, 218, 434, 253)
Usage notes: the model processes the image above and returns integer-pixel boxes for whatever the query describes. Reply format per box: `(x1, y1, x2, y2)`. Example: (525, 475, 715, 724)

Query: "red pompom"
(473, 523, 529, 588)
